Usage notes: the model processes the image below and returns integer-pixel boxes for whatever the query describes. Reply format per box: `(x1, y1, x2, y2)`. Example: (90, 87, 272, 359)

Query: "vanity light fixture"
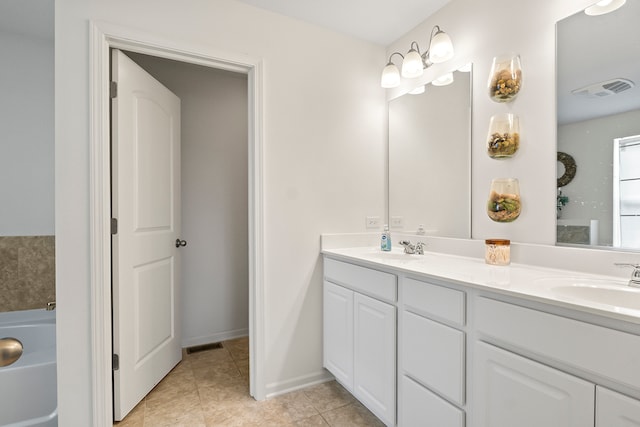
(585, 0, 626, 15)
(380, 25, 455, 88)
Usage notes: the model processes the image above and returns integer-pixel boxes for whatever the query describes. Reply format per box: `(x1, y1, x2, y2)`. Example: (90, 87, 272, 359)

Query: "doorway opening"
(90, 23, 264, 426)
(111, 49, 250, 421)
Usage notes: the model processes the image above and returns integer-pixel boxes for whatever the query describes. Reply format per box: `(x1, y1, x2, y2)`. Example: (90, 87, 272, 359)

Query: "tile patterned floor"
(114, 337, 384, 426)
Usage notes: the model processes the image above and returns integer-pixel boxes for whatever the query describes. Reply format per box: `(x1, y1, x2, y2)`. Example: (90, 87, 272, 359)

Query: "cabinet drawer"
(402, 375, 464, 427)
(476, 297, 640, 393)
(324, 258, 397, 303)
(402, 311, 465, 405)
(404, 277, 465, 326)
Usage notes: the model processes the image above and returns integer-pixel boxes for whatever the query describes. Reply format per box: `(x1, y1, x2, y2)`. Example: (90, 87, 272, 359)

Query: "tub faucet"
(46, 301, 56, 311)
(615, 263, 640, 287)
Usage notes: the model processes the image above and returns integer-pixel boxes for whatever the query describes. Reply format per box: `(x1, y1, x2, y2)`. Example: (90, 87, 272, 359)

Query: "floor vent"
(185, 342, 223, 354)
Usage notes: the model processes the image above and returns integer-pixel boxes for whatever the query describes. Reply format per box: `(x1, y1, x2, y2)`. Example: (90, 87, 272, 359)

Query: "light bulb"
(381, 63, 400, 88)
(429, 30, 454, 63)
(401, 49, 424, 78)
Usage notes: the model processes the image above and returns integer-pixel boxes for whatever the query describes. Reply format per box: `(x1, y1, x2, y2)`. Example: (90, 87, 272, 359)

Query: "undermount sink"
(359, 249, 424, 263)
(549, 281, 640, 311)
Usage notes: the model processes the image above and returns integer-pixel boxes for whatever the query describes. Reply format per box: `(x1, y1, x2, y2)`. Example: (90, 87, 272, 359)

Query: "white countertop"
(322, 246, 640, 325)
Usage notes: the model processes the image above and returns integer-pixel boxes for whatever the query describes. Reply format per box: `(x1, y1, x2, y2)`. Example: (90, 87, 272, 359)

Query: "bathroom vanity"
(322, 246, 640, 427)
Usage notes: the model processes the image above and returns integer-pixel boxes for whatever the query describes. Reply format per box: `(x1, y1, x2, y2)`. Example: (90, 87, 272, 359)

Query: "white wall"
(386, 0, 598, 245)
(0, 30, 54, 235)
(126, 52, 250, 347)
(558, 109, 640, 245)
(55, 0, 386, 424)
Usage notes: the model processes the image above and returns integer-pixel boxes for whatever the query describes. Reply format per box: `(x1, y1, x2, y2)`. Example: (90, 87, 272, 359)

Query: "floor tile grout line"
(116, 338, 381, 426)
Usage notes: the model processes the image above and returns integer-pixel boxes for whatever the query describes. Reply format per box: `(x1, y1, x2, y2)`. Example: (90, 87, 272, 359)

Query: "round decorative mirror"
(557, 151, 576, 187)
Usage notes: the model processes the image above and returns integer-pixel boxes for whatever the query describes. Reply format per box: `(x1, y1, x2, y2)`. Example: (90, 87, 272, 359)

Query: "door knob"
(175, 239, 187, 248)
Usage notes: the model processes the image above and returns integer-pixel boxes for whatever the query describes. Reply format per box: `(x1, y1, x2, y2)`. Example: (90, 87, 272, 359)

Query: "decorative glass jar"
(485, 239, 511, 265)
(487, 113, 520, 158)
(487, 178, 521, 222)
(488, 53, 522, 102)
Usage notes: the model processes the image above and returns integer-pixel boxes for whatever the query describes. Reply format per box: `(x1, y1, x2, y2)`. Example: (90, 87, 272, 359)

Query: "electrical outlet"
(390, 216, 404, 228)
(365, 216, 381, 229)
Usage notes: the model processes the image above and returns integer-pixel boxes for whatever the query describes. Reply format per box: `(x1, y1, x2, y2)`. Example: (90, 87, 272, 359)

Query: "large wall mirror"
(0, 0, 55, 312)
(389, 66, 472, 237)
(556, 0, 640, 251)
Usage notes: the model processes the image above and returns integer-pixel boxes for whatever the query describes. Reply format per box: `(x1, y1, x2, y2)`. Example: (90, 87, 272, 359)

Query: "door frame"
(89, 21, 265, 425)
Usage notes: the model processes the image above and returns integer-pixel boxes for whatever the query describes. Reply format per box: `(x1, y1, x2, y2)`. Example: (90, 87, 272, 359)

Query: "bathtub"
(0, 309, 57, 427)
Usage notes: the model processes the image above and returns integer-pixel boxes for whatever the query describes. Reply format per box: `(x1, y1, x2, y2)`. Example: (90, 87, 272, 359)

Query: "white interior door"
(111, 49, 182, 421)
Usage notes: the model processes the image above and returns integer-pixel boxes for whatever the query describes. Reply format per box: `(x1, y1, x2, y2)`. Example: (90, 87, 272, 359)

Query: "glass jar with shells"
(488, 53, 522, 102)
(487, 113, 520, 158)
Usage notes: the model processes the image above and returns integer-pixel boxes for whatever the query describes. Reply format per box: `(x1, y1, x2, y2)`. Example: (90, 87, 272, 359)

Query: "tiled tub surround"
(0, 236, 55, 312)
(321, 237, 640, 426)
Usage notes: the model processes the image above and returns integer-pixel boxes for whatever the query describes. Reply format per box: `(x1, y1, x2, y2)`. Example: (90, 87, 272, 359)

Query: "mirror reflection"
(0, 0, 55, 312)
(556, 0, 640, 250)
(389, 67, 472, 237)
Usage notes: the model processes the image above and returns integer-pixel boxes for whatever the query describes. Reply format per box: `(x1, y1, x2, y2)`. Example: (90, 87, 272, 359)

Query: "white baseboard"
(182, 328, 249, 349)
(265, 369, 335, 399)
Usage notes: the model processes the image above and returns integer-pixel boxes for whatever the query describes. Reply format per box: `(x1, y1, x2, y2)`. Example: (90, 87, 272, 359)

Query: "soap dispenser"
(381, 225, 392, 252)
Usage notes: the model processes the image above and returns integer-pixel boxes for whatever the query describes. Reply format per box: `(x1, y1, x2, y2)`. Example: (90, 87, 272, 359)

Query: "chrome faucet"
(615, 263, 640, 287)
(399, 240, 426, 255)
(46, 301, 56, 311)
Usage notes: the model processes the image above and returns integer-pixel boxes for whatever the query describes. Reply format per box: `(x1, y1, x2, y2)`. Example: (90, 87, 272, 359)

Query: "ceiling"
(557, 0, 640, 124)
(234, 0, 452, 45)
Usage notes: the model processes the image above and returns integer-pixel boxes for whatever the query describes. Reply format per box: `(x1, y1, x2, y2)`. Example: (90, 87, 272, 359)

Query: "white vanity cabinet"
(323, 258, 397, 427)
(400, 277, 466, 427)
(322, 250, 640, 427)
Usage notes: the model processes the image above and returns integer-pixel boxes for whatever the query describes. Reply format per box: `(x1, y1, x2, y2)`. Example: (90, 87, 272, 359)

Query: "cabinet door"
(323, 281, 354, 391)
(597, 386, 640, 426)
(474, 341, 594, 427)
(354, 292, 396, 426)
(403, 311, 465, 405)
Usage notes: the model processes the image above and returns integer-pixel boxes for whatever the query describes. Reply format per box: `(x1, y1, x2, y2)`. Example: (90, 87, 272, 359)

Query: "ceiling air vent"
(571, 78, 635, 98)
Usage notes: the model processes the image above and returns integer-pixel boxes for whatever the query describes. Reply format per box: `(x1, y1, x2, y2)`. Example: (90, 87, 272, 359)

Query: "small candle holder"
(485, 239, 511, 265)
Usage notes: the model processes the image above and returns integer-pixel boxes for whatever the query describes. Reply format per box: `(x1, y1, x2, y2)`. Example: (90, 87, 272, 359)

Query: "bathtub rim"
(0, 308, 56, 326)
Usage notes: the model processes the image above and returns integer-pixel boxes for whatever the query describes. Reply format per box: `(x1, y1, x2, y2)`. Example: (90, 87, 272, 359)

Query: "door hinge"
(112, 354, 119, 371)
(110, 81, 117, 99)
(111, 218, 118, 235)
